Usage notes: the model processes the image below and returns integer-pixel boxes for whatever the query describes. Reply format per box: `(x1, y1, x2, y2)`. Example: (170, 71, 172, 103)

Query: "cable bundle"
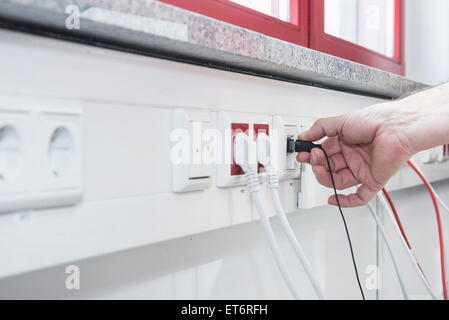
(235, 133, 449, 300)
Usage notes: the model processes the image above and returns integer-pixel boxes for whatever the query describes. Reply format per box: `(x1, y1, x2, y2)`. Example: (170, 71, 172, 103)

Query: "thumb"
(299, 115, 346, 142)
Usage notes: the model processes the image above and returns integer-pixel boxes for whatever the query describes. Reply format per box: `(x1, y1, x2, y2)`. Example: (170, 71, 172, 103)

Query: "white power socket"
(0, 107, 33, 209)
(216, 111, 271, 188)
(36, 107, 83, 208)
(0, 94, 83, 213)
(419, 145, 447, 164)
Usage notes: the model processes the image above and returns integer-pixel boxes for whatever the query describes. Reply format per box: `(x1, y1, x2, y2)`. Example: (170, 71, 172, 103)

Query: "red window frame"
(158, 0, 309, 47)
(310, 0, 404, 75)
(159, 0, 404, 75)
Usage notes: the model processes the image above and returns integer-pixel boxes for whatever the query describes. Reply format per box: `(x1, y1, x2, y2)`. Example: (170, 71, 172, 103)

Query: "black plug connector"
(286, 137, 322, 153)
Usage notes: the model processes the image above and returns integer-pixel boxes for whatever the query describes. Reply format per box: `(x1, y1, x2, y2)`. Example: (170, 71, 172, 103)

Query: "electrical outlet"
(0, 94, 83, 213)
(272, 116, 313, 180)
(216, 111, 270, 187)
(254, 124, 269, 173)
(36, 107, 83, 208)
(421, 145, 446, 164)
(0, 107, 33, 212)
(231, 123, 249, 176)
(435, 145, 444, 162)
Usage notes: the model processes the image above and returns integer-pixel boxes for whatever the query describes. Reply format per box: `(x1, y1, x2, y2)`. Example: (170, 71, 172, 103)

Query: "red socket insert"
(231, 123, 249, 176)
(254, 124, 269, 172)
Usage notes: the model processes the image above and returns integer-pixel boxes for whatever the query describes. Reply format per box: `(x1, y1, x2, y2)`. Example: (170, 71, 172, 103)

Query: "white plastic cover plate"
(0, 94, 83, 213)
(171, 108, 213, 192)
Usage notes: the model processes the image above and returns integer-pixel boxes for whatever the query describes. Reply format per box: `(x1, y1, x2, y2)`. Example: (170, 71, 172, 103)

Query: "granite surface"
(0, 0, 428, 98)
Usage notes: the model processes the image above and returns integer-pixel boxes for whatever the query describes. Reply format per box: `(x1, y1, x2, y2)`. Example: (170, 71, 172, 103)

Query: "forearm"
(388, 82, 449, 154)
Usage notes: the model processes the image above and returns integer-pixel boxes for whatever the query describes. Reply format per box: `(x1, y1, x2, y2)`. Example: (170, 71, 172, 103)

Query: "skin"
(297, 82, 449, 208)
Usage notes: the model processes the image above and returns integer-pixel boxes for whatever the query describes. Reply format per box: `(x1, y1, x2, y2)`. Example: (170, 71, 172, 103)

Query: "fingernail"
(298, 132, 307, 140)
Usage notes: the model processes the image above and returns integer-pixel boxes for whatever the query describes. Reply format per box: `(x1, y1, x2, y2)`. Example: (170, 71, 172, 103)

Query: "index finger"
(299, 115, 346, 142)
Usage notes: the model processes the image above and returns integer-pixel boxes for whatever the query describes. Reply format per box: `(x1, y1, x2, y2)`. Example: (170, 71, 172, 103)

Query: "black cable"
(319, 146, 366, 300)
(289, 139, 366, 300)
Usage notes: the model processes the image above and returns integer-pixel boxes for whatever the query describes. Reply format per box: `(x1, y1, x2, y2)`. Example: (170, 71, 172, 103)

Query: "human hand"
(297, 102, 415, 207)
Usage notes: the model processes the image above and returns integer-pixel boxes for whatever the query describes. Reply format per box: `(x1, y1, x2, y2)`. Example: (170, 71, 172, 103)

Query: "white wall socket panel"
(0, 94, 83, 213)
(298, 163, 334, 209)
(292, 117, 360, 209)
(294, 116, 332, 208)
(171, 108, 213, 192)
(0, 107, 34, 210)
(36, 107, 83, 209)
(272, 115, 314, 181)
(419, 146, 445, 164)
(216, 111, 271, 188)
(386, 148, 449, 191)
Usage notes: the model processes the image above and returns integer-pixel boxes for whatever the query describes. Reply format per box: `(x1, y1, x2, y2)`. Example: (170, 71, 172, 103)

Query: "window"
(229, 0, 292, 22)
(159, 0, 309, 47)
(324, 0, 396, 58)
(158, 0, 403, 75)
(311, 0, 403, 75)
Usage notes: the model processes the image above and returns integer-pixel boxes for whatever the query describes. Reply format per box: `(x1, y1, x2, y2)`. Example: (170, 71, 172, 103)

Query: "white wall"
(405, 0, 449, 85)
(1, 182, 448, 300)
(0, 28, 447, 300)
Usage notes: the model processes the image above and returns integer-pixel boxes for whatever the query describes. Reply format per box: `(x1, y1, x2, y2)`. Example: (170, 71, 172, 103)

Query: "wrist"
(377, 100, 422, 156)
(389, 97, 449, 154)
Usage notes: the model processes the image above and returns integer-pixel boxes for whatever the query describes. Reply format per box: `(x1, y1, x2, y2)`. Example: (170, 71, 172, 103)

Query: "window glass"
(324, 0, 396, 58)
(230, 0, 293, 23)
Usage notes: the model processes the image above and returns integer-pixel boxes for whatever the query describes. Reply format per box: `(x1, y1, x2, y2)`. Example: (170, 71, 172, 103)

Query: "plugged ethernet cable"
(377, 192, 439, 300)
(234, 132, 303, 300)
(366, 202, 408, 300)
(256, 132, 325, 300)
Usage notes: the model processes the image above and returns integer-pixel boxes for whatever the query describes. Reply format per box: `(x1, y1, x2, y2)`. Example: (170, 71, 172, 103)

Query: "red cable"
(382, 188, 412, 248)
(407, 160, 447, 300)
(382, 188, 428, 281)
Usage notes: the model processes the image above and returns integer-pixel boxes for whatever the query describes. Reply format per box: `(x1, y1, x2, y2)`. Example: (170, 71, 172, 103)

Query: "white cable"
(270, 187, 325, 300)
(366, 202, 409, 300)
(252, 190, 303, 300)
(435, 191, 449, 216)
(234, 132, 303, 300)
(256, 132, 324, 300)
(377, 192, 439, 300)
